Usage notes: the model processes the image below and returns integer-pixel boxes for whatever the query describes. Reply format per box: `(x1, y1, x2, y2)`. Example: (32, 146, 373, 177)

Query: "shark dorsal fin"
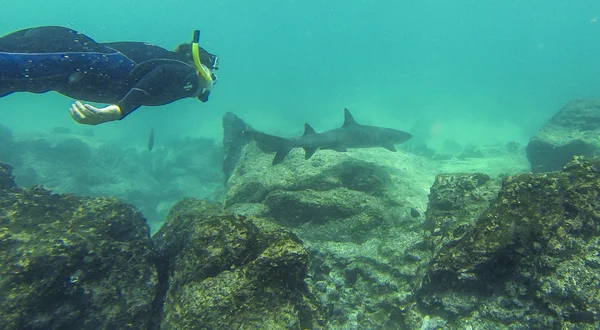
(343, 108, 357, 127)
(303, 123, 317, 137)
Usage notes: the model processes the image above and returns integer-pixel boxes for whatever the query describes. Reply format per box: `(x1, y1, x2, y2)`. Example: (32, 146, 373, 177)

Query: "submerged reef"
(423, 172, 502, 250)
(0, 124, 224, 231)
(0, 162, 157, 329)
(0, 162, 327, 329)
(224, 120, 600, 329)
(154, 198, 326, 329)
(224, 139, 435, 329)
(527, 99, 600, 173)
(4, 104, 600, 329)
(418, 157, 600, 329)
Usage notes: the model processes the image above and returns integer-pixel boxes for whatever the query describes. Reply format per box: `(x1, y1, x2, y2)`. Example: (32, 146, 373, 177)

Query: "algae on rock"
(0, 162, 157, 330)
(223, 139, 435, 329)
(417, 158, 600, 329)
(154, 198, 327, 329)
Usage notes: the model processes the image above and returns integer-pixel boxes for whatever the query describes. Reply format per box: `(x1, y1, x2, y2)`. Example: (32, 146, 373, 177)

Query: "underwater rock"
(1, 129, 225, 232)
(306, 233, 428, 329)
(153, 198, 327, 329)
(417, 158, 600, 328)
(331, 158, 392, 195)
(457, 144, 484, 159)
(51, 126, 72, 134)
(52, 138, 92, 163)
(263, 187, 385, 232)
(226, 143, 397, 204)
(0, 162, 157, 330)
(0, 124, 15, 165)
(527, 99, 600, 173)
(222, 112, 252, 181)
(224, 142, 427, 242)
(224, 140, 435, 328)
(0, 162, 15, 191)
(404, 172, 501, 292)
(442, 138, 463, 155)
(505, 141, 522, 154)
(424, 172, 501, 247)
(405, 141, 436, 159)
(375, 172, 504, 327)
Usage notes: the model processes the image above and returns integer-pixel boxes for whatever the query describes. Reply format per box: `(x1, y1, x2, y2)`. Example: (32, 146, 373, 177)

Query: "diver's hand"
(69, 101, 122, 125)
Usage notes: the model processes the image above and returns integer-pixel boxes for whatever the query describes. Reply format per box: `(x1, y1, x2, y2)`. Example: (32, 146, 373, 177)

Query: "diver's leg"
(0, 26, 103, 53)
(0, 89, 13, 98)
(0, 28, 34, 40)
(22, 26, 81, 39)
(0, 28, 34, 49)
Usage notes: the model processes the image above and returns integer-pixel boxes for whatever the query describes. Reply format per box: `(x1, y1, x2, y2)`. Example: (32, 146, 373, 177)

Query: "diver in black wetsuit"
(0, 26, 219, 125)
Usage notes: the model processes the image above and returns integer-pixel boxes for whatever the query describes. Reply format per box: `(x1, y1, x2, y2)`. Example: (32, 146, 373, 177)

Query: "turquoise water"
(2, 1, 599, 146)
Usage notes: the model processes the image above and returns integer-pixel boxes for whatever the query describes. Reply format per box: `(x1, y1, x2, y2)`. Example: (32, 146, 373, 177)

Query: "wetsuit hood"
(175, 31, 218, 102)
(174, 43, 218, 71)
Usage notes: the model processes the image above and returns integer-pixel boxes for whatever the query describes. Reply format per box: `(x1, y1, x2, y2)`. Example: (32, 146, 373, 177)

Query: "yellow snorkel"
(192, 30, 214, 91)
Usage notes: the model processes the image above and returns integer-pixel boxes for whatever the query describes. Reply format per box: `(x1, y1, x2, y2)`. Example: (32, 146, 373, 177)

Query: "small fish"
(148, 128, 155, 152)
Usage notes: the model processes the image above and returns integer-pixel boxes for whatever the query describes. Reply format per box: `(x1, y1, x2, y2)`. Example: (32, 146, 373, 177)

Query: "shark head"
(376, 127, 413, 151)
(342, 108, 412, 152)
(379, 126, 412, 144)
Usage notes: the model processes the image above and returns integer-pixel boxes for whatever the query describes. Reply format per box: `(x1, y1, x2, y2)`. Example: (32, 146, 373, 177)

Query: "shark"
(246, 108, 413, 165)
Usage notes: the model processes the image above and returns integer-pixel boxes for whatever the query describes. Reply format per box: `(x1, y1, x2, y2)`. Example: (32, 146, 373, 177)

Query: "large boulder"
(153, 198, 326, 329)
(0, 162, 15, 191)
(0, 162, 158, 330)
(527, 99, 600, 173)
(223, 140, 435, 329)
(417, 158, 600, 329)
(225, 142, 434, 243)
(222, 112, 252, 181)
(424, 172, 502, 249)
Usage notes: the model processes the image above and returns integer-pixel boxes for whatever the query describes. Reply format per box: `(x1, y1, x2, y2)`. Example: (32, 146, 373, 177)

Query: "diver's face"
(197, 73, 212, 90)
(196, 70, 217, 91)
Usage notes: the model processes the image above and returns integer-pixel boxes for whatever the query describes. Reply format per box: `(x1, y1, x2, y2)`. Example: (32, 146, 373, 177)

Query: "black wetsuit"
(0, 26, 217, 118)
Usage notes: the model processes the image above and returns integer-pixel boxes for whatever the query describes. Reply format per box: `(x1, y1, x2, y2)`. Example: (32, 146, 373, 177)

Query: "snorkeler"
(0, 26, 219, 125)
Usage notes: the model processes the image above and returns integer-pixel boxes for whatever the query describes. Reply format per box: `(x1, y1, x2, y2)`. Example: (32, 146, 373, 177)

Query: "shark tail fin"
(247, 130, 294, 165)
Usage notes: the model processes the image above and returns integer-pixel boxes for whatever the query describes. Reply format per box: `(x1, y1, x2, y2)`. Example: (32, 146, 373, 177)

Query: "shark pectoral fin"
(333, 146, 347, 152)
(304, 147, 318, 159)
(383, 144, 397, 152)
(273, 146, 293, 166)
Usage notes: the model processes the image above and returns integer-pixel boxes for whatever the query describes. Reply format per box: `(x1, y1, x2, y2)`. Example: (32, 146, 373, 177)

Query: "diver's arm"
(116, 64, 199, 118)
(69, 64, 198, 125)
(69, 101, 122, 125)
(68, 88, 144, 125)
